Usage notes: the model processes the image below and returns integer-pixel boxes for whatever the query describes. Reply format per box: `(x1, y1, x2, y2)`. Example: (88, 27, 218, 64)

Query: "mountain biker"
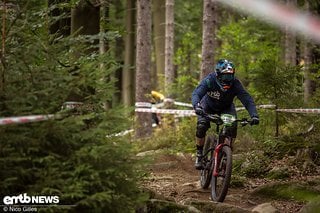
(191, 59, 259, 170)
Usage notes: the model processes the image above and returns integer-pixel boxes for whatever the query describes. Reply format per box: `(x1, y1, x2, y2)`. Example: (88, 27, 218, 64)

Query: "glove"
(194, 103, 204, 116)
(250, 116, 259, 125)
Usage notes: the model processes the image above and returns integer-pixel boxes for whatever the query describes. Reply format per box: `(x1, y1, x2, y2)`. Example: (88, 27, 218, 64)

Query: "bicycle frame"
(204, 114, 247, 177)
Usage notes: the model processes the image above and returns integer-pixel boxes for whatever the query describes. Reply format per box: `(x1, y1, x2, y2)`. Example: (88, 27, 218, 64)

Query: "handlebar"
(202, 112, 251, 127)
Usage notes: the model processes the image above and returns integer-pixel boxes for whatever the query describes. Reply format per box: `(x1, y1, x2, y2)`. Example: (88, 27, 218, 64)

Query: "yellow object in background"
(151, 91, 165, 103)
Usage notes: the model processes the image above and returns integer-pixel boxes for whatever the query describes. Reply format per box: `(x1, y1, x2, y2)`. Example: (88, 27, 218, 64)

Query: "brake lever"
(206, 114, 222, 125)
(240, 118, 249, 126)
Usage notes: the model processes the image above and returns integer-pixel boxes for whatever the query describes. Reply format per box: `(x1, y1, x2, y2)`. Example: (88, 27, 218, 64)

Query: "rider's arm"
(191, 75, 212, 108)
(234, 79, 259, 118)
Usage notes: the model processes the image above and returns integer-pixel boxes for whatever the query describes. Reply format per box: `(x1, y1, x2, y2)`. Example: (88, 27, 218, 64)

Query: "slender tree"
(71, 1, 99, 38)
(164, 0, 175, 97)
(200, 0, 216, 79)
(153, 0, 166, 90)
(283, 0, 297, 65)
(135, 0, 152, 138)
(122, 0, 135, 106)
(302, 0, 314, 105)
(111, 0, 124, 107)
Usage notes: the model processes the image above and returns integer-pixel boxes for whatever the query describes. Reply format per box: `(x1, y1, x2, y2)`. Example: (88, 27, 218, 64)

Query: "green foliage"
(136, 117, 197, 154)
(237, 151, 270, 178)
(0, 2, 146, 212)
(217, 17, 281, 85)
(251, 59, 303, 107)
(310, 65, 320, 106)
(175, 1, 202, 44)
(0, 112, 147, 212)
(172, 31, 200, 102)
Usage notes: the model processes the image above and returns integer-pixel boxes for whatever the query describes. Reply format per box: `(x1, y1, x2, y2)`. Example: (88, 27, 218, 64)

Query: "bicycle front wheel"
(200, 135, 215, 189)
(211, 145, 232, 202)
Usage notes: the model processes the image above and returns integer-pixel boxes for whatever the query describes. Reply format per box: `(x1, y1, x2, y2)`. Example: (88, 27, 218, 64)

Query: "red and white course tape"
(217, 0, 320, 43)
(135, 108, 196, 116)
(135, 104, 277, 117)
(0, 115, 55, 125)
(276, 108, 320, 114)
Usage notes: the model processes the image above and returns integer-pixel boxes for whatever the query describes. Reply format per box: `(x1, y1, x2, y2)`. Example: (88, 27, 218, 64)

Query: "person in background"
(191, 59, 259, 169)
(151, 90, 165, 126)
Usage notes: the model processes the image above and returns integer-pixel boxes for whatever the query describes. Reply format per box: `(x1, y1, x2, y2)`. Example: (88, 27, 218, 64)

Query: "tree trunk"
(200, 0, 216, 80)
(99, 1, 108, 109)
(303, 40, 312, 105)
(164, 0, 175, 97)
(111, 0, 123, 107)
(122, 0, 136, 106)
(302, 0, 314, 105)
(152, 0, 166, 91)
(284, 0, 297, 65)
(69, 0, 99, 102)
(71, 1, 99, 37)
(135, 0, 152, 138)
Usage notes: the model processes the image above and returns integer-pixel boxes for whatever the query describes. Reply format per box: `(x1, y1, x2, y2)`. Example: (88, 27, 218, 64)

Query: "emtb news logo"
(3, 193, 59, 205)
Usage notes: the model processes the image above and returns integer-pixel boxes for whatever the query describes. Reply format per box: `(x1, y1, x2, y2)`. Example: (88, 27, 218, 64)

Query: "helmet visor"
(219, 73, 235, 84)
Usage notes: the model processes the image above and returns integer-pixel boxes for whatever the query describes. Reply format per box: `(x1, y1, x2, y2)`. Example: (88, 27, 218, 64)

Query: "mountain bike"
(199, 113, 251, 202)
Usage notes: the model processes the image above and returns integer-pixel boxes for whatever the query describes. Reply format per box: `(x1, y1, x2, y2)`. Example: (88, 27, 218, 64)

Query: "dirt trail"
(142, 153, 304, 212)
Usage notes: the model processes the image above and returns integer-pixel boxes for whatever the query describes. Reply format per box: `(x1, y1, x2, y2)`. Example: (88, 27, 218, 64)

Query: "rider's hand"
(250, 116, 259, 125)
(194, 103, 204, 116)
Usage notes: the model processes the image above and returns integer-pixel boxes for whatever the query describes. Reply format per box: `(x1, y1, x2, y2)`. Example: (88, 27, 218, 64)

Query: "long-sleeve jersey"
(191, 72, 258, 118)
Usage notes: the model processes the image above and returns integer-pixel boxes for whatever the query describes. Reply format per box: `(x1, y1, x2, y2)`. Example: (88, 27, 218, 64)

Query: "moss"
(252, 182, 320, 202)
(267, 168, 290, 180)
(230, 175, 246, 188)
(300, 197, 320, 213)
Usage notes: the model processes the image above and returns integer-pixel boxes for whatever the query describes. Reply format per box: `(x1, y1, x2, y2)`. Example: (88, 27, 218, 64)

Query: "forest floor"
(141, 152, 317, 212)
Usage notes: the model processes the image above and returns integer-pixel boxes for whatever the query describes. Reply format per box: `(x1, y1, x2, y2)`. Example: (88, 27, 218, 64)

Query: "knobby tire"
(211, 145, 232, 202)
(200, 135, 215, 189)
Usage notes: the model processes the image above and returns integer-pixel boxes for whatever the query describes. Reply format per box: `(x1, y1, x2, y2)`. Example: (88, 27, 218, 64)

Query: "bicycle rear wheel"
(211, 145, 232, 202)
(200, 135, 215, 189)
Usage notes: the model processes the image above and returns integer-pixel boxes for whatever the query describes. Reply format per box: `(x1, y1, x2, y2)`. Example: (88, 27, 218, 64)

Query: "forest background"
(0, 0, 320, 212)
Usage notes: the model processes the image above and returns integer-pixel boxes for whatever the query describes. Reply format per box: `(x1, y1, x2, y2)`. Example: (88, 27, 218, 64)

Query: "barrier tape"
(61, 101, 83, 110)
(136, 104, 277, 116)
(152, 99, 193, 108)
(135, 102, 152, 108)
(216, 0, 320, 43)
(236, 104, 276, 111)
(106, 129, 134, 138)
(0, 115, 55, 125)
(0, 104, 317, 126)
(276, 108, 320, 114)
(173, 101, 193, 108)
(135, 108, 196, 116)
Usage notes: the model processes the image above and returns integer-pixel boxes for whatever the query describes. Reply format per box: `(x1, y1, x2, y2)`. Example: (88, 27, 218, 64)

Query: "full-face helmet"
(215, 59, 235, 90)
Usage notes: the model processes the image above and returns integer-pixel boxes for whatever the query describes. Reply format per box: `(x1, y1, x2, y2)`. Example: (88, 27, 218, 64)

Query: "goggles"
(219, 73, 235, 83)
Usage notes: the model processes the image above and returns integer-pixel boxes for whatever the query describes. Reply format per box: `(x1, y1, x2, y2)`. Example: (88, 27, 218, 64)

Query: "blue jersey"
(191, 72, 258, 118)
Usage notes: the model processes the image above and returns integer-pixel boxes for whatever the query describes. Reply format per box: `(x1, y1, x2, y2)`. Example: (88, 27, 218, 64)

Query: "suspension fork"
(213, 137, 231, 177)
(213, 143, 224, 176)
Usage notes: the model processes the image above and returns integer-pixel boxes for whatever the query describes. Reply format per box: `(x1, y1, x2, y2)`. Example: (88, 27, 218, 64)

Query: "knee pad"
(196, 120, 209, 138)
